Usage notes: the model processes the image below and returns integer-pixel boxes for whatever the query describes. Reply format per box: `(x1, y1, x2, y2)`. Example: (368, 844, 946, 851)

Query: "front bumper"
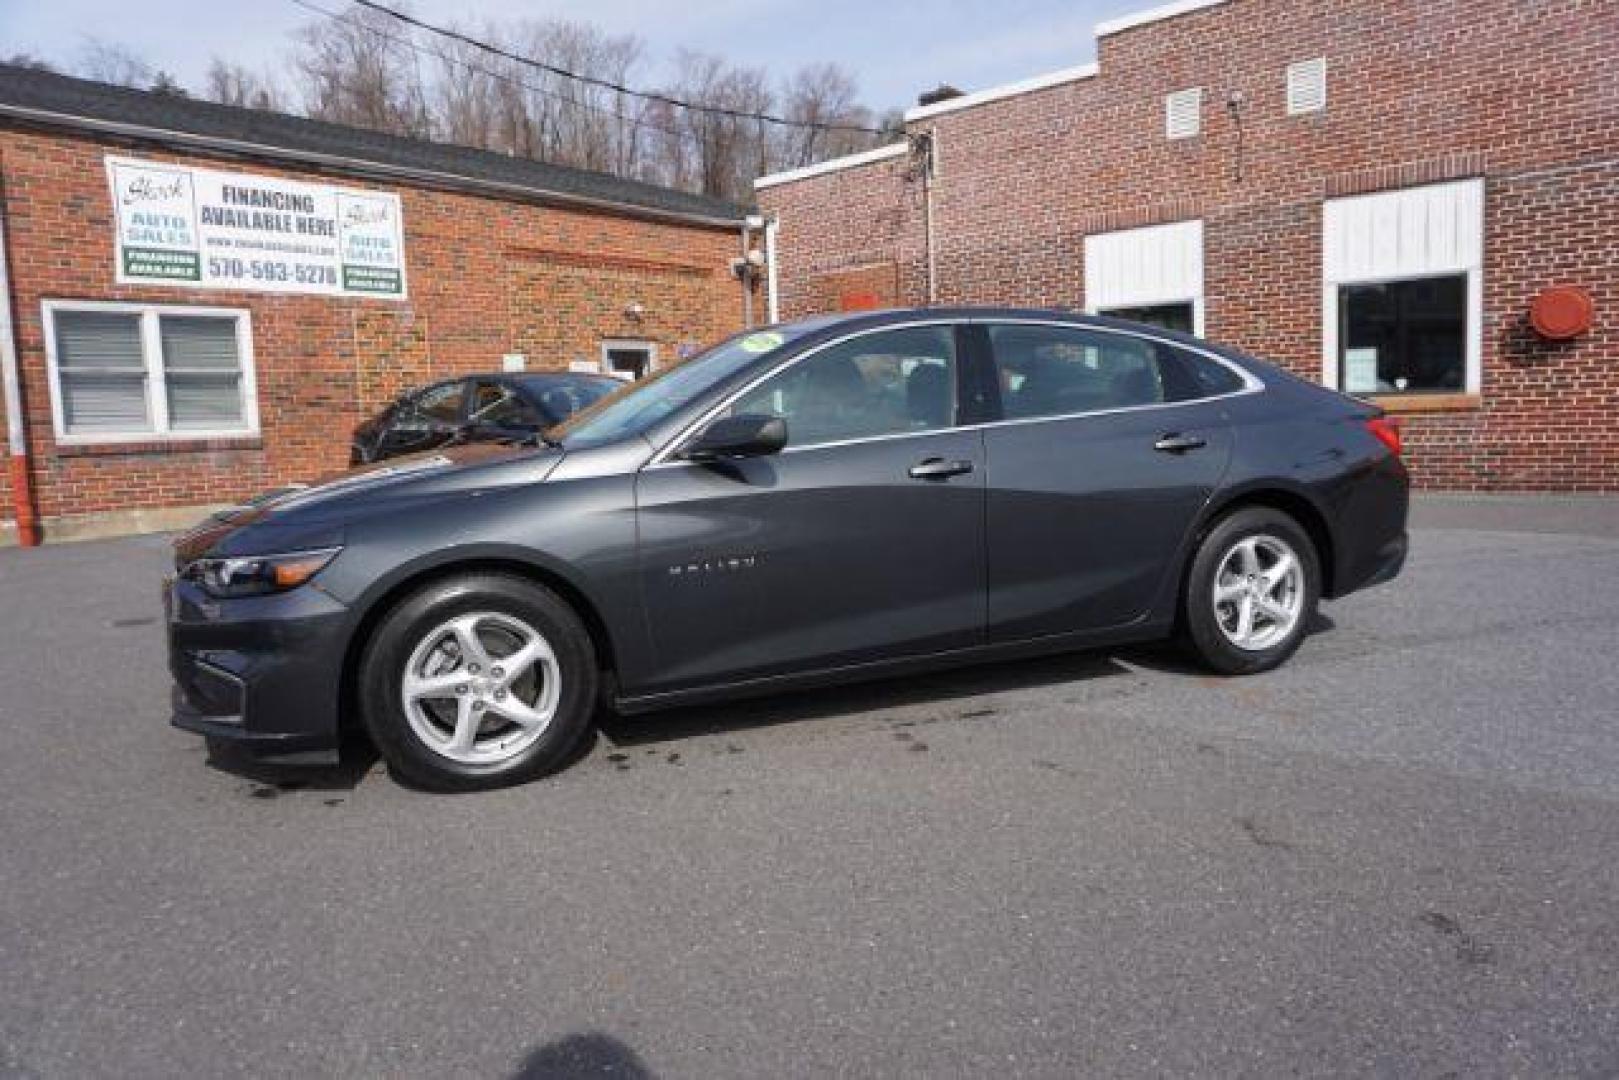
(166, 575, 352, 760)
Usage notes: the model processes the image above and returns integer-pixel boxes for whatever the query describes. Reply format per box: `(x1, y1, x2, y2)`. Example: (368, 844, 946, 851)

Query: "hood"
(175, 441, 563, 562)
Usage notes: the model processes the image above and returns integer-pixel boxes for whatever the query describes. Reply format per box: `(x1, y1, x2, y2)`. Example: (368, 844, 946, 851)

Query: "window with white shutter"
(45, 302, 257, 443)
(53, 310, 151, 436)
(1286, 57, 1327, 115)
(1165, 88, 1202, 139)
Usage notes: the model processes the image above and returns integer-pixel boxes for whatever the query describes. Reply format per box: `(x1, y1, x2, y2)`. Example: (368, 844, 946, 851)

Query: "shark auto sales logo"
(120, 173, 188, 207)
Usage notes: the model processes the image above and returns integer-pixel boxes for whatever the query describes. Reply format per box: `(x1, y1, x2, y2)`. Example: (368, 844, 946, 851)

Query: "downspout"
(739, 219, 755, 328)
(764, 215, 780, 324)
(916, 132, 939, 306)
(0, 194, 39, 547)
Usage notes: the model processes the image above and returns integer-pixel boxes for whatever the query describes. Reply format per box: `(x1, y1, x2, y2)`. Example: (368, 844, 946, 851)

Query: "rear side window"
(1159, 344, 1248, 398)
(986, 324, 1244, 419)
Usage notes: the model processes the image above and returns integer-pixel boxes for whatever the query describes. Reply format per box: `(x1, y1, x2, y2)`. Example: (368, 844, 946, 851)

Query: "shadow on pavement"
(512, 1032, 655, 1078)
(599, 648, 1133, 748)
(203, 735, 379, 793)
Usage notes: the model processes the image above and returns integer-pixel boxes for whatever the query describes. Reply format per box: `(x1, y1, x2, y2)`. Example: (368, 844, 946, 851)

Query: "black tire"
(1180, 507, 1320, 676)
(358, 573, 599, 791)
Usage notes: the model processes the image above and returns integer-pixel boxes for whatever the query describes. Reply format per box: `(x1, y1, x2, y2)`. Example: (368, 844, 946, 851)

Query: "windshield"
(547, 328, 802, 449)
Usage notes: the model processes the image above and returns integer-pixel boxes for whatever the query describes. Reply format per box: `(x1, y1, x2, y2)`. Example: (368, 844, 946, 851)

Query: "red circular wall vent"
(1529, 285, 1594, 341)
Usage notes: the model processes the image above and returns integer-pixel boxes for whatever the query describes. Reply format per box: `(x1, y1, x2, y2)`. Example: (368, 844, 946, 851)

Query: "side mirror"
(682, 413, 788, 462)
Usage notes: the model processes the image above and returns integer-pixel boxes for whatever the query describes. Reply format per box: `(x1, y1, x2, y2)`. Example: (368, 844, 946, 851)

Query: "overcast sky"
(4, 0, 1147, 113)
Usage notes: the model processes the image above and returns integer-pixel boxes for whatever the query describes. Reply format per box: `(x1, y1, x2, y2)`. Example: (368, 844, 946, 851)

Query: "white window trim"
(600, 338, 658, 378)
(1320, 177, 1485, 398)
(42, 299, 260, 445)
(1321, 269, 1482, 397)
(1083, 219, 1206, 337)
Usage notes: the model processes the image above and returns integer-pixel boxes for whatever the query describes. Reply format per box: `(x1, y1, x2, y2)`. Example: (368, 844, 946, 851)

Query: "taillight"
(1365, 416, 1402, 456)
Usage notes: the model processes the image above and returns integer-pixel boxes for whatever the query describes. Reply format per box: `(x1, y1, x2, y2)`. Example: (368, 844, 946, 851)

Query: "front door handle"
(909, 457, 975, 480)
(1154, 433, 1208, 454)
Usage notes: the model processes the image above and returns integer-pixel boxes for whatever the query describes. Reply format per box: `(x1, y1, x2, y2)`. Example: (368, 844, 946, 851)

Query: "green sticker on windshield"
(739, 331, 784, 354)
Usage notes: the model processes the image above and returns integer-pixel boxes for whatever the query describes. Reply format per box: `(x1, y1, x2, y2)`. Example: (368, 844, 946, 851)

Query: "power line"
(347, 0, 884, 136)
(287, 0, 695, 147)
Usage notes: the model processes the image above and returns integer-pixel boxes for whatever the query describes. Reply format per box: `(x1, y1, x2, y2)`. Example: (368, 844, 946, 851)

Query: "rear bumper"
(166, 577, 351, 760)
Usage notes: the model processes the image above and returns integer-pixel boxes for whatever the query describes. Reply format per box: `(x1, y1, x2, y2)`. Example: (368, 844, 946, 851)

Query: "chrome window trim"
(645, 316, 1265, 469)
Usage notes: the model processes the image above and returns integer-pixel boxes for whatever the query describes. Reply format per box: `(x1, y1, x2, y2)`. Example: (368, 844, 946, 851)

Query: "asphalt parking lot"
(2, 495, 1618, 1078)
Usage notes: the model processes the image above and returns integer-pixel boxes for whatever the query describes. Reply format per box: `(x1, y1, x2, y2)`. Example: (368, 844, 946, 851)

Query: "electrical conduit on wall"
(0, 197, 39, 547)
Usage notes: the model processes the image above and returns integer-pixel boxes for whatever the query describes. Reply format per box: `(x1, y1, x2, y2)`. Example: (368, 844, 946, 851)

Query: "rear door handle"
(1153, 433, 1208, 454)
(908, 457, 975, 480)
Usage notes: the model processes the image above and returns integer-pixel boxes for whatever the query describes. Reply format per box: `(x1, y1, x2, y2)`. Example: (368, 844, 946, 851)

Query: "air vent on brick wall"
(1287, 57, 1327, 115)
(1165, 88, 1202, 139)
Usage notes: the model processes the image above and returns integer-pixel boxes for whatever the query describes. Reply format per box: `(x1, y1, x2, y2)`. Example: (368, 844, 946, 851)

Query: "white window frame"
(1320, 179, 1484, 397)
(600, 338, 658, 379)
(42, 299, 259, 445)
(1084, 219, 1206, 337)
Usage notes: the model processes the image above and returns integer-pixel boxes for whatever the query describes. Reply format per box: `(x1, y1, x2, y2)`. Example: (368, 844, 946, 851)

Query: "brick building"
(0, 65, 755, 544)
(755, 0, 1619, 491)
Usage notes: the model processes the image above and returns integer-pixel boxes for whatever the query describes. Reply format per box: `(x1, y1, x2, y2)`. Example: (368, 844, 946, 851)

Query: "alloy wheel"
(401, 611, 561, 764)
(1212, 534, 1305, 652)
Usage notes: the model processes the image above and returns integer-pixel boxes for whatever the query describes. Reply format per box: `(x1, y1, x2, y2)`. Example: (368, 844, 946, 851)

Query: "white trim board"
(904, 64, 1100, 123)
(1095, 0, 1229, 37)
(754, 144, 909, 191)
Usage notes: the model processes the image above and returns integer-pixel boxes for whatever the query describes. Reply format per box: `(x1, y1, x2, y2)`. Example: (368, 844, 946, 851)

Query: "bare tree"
(6, 53, 57, 72)
(77, 38, 156, 88)
(293, 4, 433, 138)
(205, 59, 282, 111)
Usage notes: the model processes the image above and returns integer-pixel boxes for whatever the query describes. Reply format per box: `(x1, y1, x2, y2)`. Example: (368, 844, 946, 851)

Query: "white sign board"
(105, 155, 408, 300)
(502, 353, 527, 372)
(1344, 347, 1380, 394)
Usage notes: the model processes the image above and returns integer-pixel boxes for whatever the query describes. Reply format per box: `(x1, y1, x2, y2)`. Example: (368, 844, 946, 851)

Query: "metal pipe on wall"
(764, 216, 780, 324)
(0, 198, 39, 547)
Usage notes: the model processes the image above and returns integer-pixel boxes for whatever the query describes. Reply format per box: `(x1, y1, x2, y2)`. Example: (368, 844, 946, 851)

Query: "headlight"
(181, 547, 341, 598)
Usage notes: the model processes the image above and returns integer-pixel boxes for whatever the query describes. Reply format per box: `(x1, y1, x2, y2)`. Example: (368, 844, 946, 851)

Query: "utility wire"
(287, 0, 696, 147)
(347, 0, 884, 135)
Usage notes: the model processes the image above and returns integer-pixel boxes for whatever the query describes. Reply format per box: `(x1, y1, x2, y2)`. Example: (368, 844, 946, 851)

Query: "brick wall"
(0, 126, 747, 528)
(758, 0, 1619, 491)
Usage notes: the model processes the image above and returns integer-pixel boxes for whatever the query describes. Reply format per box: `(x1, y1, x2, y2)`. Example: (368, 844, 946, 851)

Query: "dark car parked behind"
(351, 372, 618, 464)
(170, 309, 1408, 791)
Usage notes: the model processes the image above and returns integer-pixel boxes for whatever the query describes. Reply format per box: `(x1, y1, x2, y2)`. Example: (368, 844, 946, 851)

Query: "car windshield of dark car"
(547, 329, 802, 449)
(517, 376, 616, 422)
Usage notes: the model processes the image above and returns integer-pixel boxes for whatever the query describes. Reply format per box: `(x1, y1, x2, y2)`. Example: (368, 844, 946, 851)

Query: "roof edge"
(904, 63, 1100, 123)
(1095, 0, 1230, 37)
(0, 102, 748, 230)
(754, 142, 909, 191)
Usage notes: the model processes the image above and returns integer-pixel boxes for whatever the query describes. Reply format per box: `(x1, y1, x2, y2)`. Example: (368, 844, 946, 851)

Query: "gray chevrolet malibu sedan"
(168, 309, 1408, 790)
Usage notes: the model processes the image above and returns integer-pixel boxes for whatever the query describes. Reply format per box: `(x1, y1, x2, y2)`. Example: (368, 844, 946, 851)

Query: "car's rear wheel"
(359, 573, 598, 791)
(1181, 507, 1319, 675)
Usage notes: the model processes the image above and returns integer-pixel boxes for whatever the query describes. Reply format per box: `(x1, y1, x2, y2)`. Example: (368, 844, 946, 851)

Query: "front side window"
(1338, 275, 1467, 395)
(468, 381, 539, 427)
(987, 324, 1240, 420)
(414, 381, 467, 424)
(47, 304, 254, 441)
(728, 326, 957, 449)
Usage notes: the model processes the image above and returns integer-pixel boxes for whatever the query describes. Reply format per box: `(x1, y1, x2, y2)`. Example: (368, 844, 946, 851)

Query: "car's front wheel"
(1181, 507, 1320, 675)
(358, 573, 598, 791)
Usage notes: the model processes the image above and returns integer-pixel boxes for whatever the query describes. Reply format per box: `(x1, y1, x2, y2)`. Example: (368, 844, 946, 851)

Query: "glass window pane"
(160, 316, 246, 430)
(1340, 275, 1466, 394)
(730, 326, 956, 449)
(1101, 302, 1196, 334)
(988, 324, 1170, 418)
(414, 381, 466, 424)
(60, 372, 152, 434)
(53, 310, 151, 434)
